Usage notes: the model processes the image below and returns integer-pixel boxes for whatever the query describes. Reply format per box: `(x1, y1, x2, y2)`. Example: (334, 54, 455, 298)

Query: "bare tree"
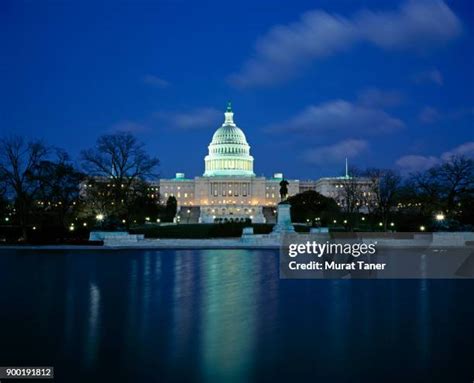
(80, 133, 159, 228)
(408, 155, 473, 218)
(365, 168, 401, 230)
(0, 136, 49, 240)
(0, 182, 7, 226)
(437, 156, 473, 213)
(35, 151, 85, 232)
(340, 167, 365, 216)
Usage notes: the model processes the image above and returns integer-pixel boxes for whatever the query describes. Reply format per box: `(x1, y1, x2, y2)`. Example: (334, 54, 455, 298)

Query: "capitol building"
(158, 104, 372, 223)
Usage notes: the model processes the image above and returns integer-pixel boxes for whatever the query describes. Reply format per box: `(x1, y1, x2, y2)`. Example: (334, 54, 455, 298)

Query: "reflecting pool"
(0, 249, 473, 382)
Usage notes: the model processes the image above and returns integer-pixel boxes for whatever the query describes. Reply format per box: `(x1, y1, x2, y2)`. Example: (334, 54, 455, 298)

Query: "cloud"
(108, 106, 223, 134)
(142, 74, 169, 88)
(109, 120, 149, 133)
(271, 100, 404, 135)
(357, 88, 403, 108)
(302, 139, 368, 164)
(396, 141, 474, 173)
(416, 105, 473, 125)
(229, 12, 356, 87)
(418, 106, 439, 124)
(355, 1, 460, 49)
(229, 1, 461, 87)
(446, 106, 474, 120)
(155, 107, 221, 130)
(413, 68, 443, 85)
(441, 141, 474, 161)
(396, 155, 440, 173)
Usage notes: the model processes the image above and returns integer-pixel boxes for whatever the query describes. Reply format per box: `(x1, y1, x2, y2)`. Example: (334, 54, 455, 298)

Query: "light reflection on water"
(0, 249, 473, 383)
(84, 283, 100, 369)
(170, 250, 196, 367)
(418, 278, 430, 367)
(199, 251, 259, 383)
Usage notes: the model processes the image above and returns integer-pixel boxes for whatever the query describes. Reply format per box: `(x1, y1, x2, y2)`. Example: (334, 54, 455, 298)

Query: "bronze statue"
(279, 179, 289, 201)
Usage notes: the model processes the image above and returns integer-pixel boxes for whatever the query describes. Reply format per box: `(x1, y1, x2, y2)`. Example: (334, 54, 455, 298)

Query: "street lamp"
(435, 213, 445, 221)
(420, 225, 426, 232)
(96, 214, 105, 229)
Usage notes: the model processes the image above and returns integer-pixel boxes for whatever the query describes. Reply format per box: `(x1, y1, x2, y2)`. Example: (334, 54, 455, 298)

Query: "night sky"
(1, 0, 473, 179)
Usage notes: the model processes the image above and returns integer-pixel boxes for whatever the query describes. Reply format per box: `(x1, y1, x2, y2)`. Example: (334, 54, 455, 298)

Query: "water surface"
(0, 249, 473, 382)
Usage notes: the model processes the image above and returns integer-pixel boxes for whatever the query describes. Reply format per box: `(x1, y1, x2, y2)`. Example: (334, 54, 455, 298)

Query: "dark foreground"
(0, 249, 473, 383)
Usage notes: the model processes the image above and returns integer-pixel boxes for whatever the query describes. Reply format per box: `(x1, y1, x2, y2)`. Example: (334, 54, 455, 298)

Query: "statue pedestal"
(271, 203, 295, 234)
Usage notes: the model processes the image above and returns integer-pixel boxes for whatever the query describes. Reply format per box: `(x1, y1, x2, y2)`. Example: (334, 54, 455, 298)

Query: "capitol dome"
(203, 103, 255, 177)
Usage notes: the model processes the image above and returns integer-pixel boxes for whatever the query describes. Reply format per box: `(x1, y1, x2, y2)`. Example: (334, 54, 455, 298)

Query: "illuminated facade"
(158, 104, 373, 223)
(158, 104, 298, 223)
